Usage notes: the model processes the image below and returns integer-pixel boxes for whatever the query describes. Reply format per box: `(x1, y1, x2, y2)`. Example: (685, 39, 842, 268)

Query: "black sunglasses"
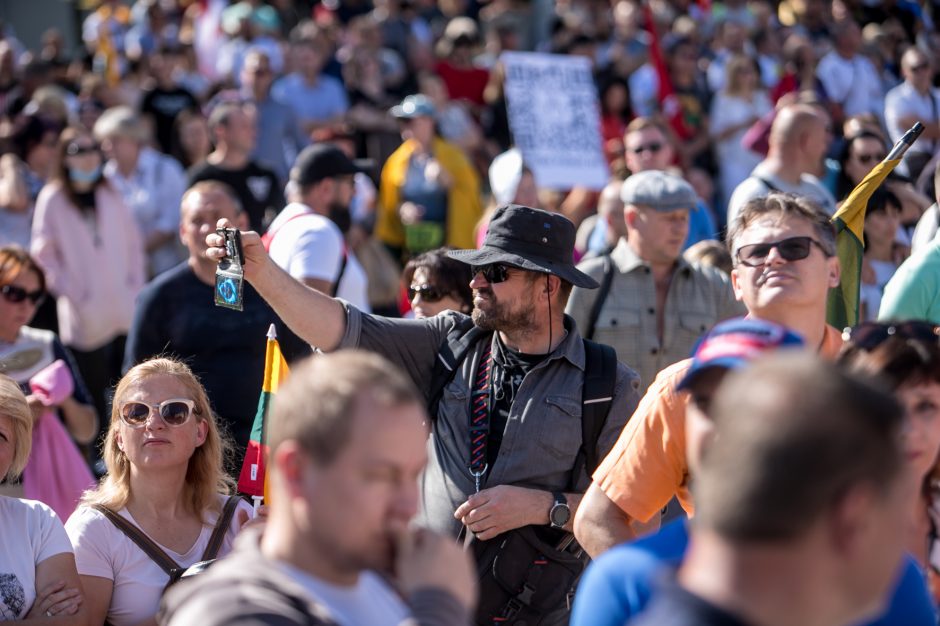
(1, 284, 45, 306)
(735, 236, 830, 267)
(842, 321, 940, 351)
(66, 143, 100, 156)
(470, 263, 512, 284)
(630, 142, 662, 155)
(856, 152, 886, 165)
(408, 284, 446, 303)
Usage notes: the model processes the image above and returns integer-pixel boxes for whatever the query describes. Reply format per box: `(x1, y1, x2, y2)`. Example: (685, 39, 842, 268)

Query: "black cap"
(290, 143, 361, 186)
(447, 204, 599, 289)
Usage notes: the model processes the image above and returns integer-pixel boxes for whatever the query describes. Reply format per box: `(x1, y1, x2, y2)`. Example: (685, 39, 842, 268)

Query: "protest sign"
(502, 51, 609, 190)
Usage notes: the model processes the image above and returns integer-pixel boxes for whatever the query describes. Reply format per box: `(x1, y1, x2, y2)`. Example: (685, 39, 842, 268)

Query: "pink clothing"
(31, 182, 145, 351)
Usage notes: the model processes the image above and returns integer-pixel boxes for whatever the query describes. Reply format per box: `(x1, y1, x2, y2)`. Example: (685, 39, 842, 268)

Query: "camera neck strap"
(468, 339, 494, 494)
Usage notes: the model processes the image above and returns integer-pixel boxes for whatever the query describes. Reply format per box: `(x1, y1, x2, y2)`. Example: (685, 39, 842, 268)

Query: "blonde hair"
(81, 358, 234, 520)
(0, 375, 32, 482)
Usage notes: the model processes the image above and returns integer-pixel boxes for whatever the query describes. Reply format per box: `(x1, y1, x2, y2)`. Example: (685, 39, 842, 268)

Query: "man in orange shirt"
(574, 192, 845, 557)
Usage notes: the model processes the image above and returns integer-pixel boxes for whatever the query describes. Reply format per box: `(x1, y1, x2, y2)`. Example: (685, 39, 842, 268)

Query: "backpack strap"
(426, 317, 488, 420)
(201, 495, 244, 561)
(90, 504, 181, 577)
(578, 339, 618, 481)
(583, 254, 614, 340)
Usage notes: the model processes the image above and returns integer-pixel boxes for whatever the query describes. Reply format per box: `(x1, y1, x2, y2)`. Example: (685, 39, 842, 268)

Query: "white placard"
(501, 51, 609, 191)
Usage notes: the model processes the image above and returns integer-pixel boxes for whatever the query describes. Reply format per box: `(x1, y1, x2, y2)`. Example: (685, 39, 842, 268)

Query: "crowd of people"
(5, 0, 940, 624)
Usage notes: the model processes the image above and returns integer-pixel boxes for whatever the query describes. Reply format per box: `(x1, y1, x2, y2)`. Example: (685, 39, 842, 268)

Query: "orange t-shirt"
(593, 324, 844, 522)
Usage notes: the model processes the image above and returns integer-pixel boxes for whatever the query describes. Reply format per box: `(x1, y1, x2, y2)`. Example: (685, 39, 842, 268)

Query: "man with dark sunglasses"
(885, 48, 940, 180)
(575, 192, 846, 558)
(206, 203, 641, 625)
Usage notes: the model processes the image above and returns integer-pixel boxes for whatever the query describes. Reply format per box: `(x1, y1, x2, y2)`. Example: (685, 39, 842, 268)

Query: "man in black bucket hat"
(204, 203, 641, 624)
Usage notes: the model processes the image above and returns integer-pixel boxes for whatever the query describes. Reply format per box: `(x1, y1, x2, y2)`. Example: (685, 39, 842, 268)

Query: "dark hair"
(9, 113, 62, 161)
(839, 330, 940, 392)
(697, 353, 904, 542)
(835, 131, 888, 201)
(402, 248, 473, 313)
(597, 74, 633, 121)
(54, 126, 107, 213)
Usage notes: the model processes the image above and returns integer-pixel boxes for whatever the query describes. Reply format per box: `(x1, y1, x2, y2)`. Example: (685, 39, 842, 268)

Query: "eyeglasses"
(470, 263, 513, 284)
(66, 143, 100, 157)
(120, 399, 196, 428)
(1, 284, 45, 306)
(630, 142, 663, 155)
(856, 152, 886, 165)
(842, 321, 940, 351)
(408, 283, 445, 302)
(735, 236, 830, 267)
(909, 63, 931, 73)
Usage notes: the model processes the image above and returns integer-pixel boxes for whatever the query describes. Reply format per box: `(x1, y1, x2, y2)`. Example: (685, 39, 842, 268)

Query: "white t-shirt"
(884, 81, 940, 153)
(267, 202, 371, 311)
(0, 497, 74, 620)
(65, 496, 252, 626)
(278, 563, 411, 626)
(816, 52, 885, 120)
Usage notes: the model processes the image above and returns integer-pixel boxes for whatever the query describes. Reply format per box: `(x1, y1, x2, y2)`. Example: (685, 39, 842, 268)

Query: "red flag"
(642, 2, 694, 140)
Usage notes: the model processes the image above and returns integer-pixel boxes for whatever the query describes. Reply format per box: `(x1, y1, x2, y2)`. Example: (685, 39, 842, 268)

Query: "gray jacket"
(337, 305, 642, 537)
(159, 530, 469, 626)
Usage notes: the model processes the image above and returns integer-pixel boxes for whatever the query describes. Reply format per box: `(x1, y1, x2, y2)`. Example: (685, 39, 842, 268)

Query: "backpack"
(91, 495, 244, 592)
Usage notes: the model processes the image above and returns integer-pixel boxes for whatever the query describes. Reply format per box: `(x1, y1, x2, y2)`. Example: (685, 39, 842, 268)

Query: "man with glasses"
(727, 103, 836, 227)
(265, 143, 371, 311)
(567, 170, 742, 393)
(206, 203, 641, 625)
(574, 192, 845, 557)
(885, 48, 940, 180)
(622, 117, 716, 248)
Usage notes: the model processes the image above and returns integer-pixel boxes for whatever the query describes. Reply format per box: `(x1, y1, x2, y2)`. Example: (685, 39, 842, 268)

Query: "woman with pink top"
(30, 126, 145, 426)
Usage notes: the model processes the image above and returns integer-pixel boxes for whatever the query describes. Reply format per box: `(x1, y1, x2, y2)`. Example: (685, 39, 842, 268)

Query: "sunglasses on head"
(66, 143, 100, 157)
(630, 142, 663, 155)
(842, 321, 940, 351)
(735, 236, 829, 268)
(408, 283, 446, 303)
(470, 263, 513, 284)
(120, 398, 196, 428)
(1, 284, 45, 306)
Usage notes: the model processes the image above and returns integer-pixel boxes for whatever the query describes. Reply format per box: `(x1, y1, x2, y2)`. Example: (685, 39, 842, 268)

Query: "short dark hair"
(695, 353, 904, 542)
(402, 248, 473, 313)
(268, 351, 425, 467)
(727, 193, 836, 263)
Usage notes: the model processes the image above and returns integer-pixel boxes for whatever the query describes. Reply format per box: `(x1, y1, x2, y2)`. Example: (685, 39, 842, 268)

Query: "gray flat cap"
(620, 170, 698, 212)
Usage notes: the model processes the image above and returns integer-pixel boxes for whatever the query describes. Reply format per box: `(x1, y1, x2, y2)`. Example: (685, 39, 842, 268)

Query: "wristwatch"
(549, 492, 570, 529)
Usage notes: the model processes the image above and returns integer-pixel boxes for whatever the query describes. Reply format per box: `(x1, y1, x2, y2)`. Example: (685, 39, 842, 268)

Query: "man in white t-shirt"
(161, 351, 476, 626)
(885, 48, 940, 180)
(727, 104, 836, 226)
(266, 143, 371, 311)
(815, 19, 885, 123)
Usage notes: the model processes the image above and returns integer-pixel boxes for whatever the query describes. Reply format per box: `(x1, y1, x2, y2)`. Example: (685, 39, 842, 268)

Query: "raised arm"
(206, 220, 347, 351)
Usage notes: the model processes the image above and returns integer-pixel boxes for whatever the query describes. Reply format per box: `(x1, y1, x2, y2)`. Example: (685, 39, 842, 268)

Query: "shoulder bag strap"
(577, 339, 619, 483)
(467, 338, 494, 494)
(89, 504, 181, 576)
(752, 176, 781, 194)
(201, 495, 244, 561)
(584, 254, 614, 340)
(426, 318, 486, 417)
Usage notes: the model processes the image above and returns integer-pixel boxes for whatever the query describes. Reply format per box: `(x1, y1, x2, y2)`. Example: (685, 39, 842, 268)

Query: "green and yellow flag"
(825, 158, 902, 330)
(237, 324, 289, 502)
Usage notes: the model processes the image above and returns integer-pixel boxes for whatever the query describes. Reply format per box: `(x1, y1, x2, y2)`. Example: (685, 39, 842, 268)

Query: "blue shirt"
(248, 94, 309, 184)
(271, 73, 349, 127)
(571, 519, 937, 626)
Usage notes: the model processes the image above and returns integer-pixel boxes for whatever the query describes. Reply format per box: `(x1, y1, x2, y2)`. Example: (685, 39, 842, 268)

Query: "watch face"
(550, 503, 571, 527)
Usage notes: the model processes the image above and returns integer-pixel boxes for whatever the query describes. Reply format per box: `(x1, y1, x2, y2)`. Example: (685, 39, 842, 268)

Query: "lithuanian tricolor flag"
(237, 324, 289, 501)
(826, 158, 901, 330)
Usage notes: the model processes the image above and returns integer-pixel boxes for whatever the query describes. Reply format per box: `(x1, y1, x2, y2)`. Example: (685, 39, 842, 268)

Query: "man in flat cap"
(567, 170, 743, 393)
(205, 204, 641, 625)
